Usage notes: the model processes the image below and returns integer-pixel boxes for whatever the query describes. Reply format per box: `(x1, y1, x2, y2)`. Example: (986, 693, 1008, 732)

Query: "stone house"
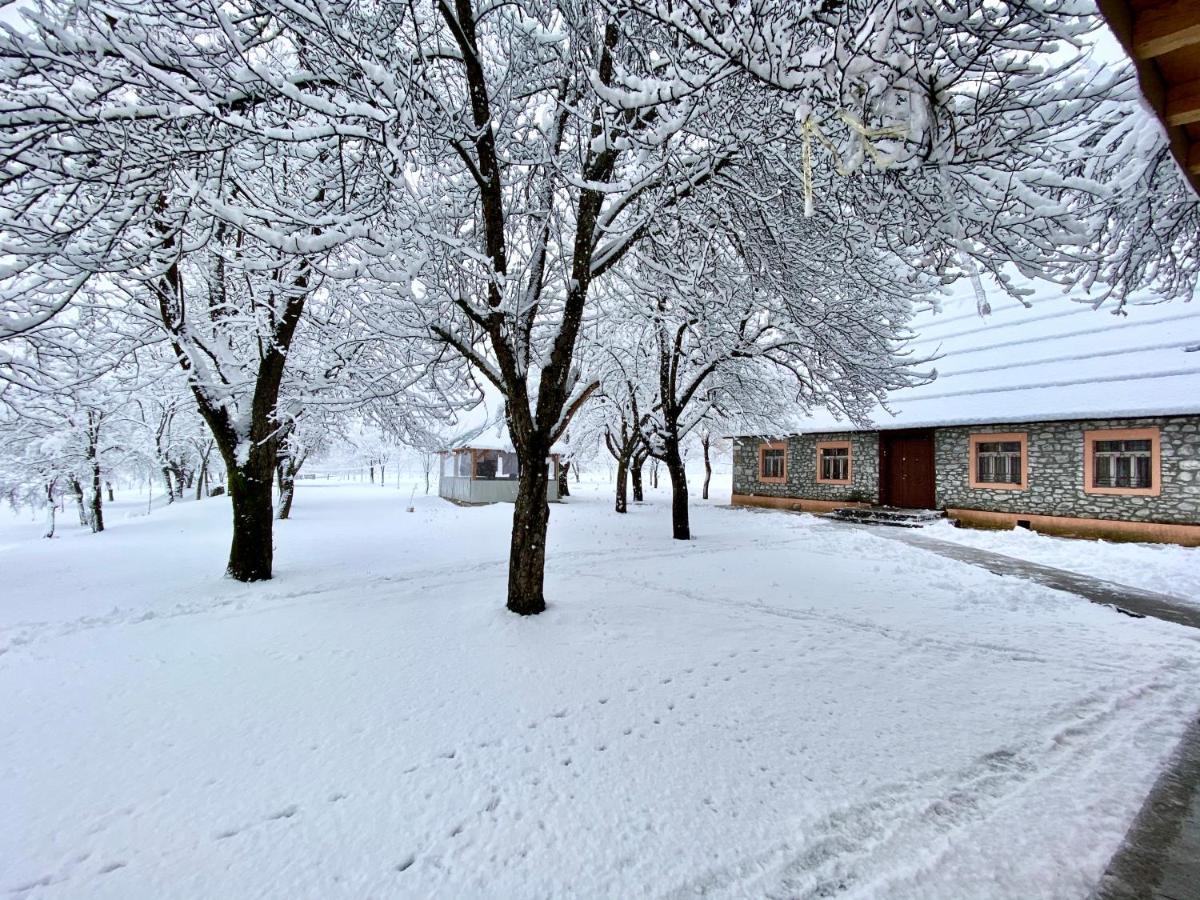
(732, 293, 1200, 545)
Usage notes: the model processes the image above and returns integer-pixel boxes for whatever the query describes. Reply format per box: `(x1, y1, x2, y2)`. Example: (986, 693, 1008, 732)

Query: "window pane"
(1136, 455, 1152, 488)
(820, 446, 848, 480)
(498, 451, 520, 479)
(1092, 437, 1153, 489)
(475, 450, 499, 479)
(761, 448, 784, 478)
(975, 438, 1021, 484)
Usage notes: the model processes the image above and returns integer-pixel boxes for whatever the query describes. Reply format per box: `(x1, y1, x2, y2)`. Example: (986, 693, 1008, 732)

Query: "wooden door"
(880, 430, 936, 509)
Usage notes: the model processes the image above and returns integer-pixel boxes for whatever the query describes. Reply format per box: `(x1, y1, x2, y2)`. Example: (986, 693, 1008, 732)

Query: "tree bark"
(106, 481, 114, 502)
(507, 449, 550, 615)
(558, 460, 570, 497)
(70, 478, 88, 526)
(44, 483, 56, 538)
(614, 455, 628, 513)
(631, 452, 645, 502)
(663, 432, 690, 540)
(89, 460, 104, 533)
(226, 453, 275, 581)
(702, 433, 712, 501)
(277, 468, 296, 520)
(161, 467, 175, 503)
(651, 460, 659, 489)
(84, 417, 104, 533)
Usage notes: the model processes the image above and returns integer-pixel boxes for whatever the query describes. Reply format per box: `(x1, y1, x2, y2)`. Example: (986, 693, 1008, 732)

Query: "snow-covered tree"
(3, 0, 1197, 617)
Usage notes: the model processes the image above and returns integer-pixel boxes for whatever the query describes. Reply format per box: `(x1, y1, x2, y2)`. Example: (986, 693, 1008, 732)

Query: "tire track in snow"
(664, 670, 1200, 899)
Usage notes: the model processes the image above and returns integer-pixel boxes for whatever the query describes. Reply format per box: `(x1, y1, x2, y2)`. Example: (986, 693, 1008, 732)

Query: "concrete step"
(824, 507, 946, 528)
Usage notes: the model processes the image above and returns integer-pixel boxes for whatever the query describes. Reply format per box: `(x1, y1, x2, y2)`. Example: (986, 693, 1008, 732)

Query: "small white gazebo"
(437, 404, 564, 505)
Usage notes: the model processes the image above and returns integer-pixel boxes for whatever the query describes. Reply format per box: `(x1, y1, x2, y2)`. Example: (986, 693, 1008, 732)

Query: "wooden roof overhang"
(1097, 0, 1200, 196)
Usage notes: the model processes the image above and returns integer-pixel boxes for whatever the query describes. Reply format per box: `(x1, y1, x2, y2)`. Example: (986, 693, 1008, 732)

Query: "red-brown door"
(880, 430, 936, 509)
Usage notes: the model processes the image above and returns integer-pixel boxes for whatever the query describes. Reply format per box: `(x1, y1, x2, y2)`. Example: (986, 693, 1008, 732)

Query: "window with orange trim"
(968, 433, 1028, 490)
(815, 440, 852, 484)
(1084, 427, 1161, 497)
(758, 442, 786, 483)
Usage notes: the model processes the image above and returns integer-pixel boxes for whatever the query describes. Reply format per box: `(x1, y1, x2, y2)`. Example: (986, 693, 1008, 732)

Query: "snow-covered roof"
(773, 286, 1200, 434)
(441, 391, 567, 455)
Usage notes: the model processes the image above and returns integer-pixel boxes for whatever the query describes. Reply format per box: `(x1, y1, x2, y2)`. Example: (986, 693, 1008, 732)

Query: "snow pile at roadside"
(926, 519, 1200, 604)
(3, 483, 1200, 899)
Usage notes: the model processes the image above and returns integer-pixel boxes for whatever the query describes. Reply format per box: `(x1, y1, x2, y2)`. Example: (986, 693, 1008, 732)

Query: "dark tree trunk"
(44, 483, 56, 538)
(663, 433, 690, 540)
(614, 455, 628, 513)
(558, 460, 570, 497)
(379, 464, 385, 486)
(631, 453, 645, 502)
(226, 453, 275, 581)
(84, 417, 104, 533)
(70, 478, 88, 526)
(89, 460, 104, 533)
(277, 472, 296, 520)
(508, 450, 550, 616)
(702, 433, 712, 501)
(369, 464, 375, 484)
(106, 481, 114, 502)
(651, 460, 659, 489)
(161, 467, 175, 503)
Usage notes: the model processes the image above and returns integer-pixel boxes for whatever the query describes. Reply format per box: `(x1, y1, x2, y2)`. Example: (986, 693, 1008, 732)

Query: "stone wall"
(732, 432, 880, 504)
(935, 416, 1200, 525)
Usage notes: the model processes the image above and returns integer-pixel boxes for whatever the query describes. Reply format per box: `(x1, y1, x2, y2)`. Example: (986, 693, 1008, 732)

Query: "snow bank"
(926, 518, 1200, 604)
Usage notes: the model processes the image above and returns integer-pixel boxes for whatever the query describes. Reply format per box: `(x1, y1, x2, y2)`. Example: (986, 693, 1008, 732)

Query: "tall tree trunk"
(44, 483, 56, 538)
(226, 450, 275, 581)
(161, 466, 175, 503)
(70, 478, 88, 526)
(702, 433, 712, 501)
(106, 481, 114, 502)
(196, 464, 207, 500)
(651, 460, 659, 489)
(369, 464, 375, 484)
(663, 432, 690, 540)
(508, 449, 550, 616)
(277, 460, 297, 521)
(614, 455, 629, 513)
(85, 418, 104, 533)
(558, 460, 571, 497)
(379, 464, 385, 487)
(89, 460, 104, 533)
(632, 453, 645, 502)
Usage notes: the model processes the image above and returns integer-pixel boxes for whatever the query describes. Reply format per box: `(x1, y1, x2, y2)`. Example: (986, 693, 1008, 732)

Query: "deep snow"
(3, 478, 1200, 899)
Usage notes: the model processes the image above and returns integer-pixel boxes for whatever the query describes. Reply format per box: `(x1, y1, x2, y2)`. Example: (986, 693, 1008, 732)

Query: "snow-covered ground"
(925, 519, 1200, 604)
(4, 478, 1200, 899)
